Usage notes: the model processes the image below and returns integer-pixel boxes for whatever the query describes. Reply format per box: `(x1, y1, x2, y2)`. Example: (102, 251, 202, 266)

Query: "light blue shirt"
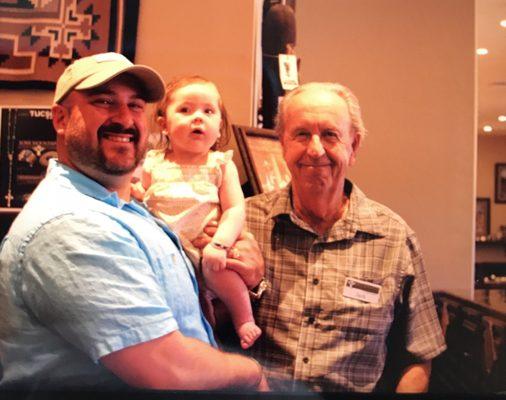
(0, 160, 215, 389)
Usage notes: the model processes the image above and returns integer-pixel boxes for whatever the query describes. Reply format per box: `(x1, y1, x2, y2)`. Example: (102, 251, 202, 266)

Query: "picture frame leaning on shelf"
(232, 125, 291, 195)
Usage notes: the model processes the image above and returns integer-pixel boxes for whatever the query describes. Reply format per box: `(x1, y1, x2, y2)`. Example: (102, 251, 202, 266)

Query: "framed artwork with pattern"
(233, 125, 291, 195)
(0, 0, 139, 89)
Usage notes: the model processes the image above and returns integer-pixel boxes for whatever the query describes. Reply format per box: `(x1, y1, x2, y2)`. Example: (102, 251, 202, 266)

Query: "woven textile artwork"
(0, 0, 139, 87)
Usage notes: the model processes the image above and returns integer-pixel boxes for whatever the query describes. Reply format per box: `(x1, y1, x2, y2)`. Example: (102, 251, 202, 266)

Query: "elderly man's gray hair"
(275, 82, 367, 141)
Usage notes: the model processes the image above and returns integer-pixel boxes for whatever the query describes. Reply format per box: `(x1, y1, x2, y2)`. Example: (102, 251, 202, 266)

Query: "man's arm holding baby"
(202, 160, 246, 272)
(101, 220, 267, 391)
(101, 330, 268, 391)
(193, 222, 265, 290)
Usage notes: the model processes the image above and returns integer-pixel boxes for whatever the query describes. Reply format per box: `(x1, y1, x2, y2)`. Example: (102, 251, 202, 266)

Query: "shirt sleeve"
(403, 232, 447, 361)
(142, 149, 163, 175)
(20, 211, 179, 363)
(210, 150, 233, 166)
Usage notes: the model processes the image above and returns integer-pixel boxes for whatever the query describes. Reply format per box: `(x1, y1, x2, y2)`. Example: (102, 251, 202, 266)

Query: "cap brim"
(75, 65, 165, 102)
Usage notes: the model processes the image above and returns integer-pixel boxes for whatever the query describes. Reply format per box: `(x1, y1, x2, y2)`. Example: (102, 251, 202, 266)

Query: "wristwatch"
(249, 278, 270, 300)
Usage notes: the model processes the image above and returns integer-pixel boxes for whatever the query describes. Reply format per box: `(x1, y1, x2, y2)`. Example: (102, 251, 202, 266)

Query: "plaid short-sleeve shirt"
(246, 180, 446, 392)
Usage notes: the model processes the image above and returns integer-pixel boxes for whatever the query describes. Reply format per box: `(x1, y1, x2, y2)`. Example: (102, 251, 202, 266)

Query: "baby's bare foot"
(238, 322, 262, 349)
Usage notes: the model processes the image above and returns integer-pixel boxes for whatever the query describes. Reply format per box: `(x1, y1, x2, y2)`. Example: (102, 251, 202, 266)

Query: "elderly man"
(0, 52, 266, 391)
(242, 82, 446, 392)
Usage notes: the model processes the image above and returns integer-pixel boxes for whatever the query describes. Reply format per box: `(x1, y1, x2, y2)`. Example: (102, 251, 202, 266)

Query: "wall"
(296, 0, 476, 297)
(135, 0, 258, 182)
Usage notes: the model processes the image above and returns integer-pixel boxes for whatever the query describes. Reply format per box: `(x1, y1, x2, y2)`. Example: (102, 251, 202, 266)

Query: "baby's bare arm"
(202, 160, 245, 272)
(194, 224, 264, 289)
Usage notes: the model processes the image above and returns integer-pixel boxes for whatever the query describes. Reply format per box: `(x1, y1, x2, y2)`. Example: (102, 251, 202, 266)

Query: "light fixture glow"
(498, 115, 506, 122)
(476, 48, 489, 55)
(500, 20, 506, 28)
(483, 125, 493, 133)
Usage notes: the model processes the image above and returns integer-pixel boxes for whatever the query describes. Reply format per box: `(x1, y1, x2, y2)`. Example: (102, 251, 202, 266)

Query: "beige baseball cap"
(54, 52, 165, 104)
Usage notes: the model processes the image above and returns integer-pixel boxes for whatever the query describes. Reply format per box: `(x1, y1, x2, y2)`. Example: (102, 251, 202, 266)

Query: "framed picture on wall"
(495, 163, 506, 203)
(476, 198, 490, 239)
(0, 0, 139, 90)
(233, 125, 291, 195)
(0, 107, 57, 208)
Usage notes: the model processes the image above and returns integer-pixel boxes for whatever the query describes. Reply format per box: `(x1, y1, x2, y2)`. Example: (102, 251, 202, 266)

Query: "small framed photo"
(495, 163, 506, 203)
(476, 198, 490, 238)
(233, 125, 291, 195)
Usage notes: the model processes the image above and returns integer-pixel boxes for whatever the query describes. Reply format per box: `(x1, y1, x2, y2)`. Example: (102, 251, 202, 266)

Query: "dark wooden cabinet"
(431, 291, 506, 393)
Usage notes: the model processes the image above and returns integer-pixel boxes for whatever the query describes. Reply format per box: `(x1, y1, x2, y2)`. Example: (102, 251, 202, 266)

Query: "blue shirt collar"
(46, 159, 183, 245)
(47, 159, 133, 209)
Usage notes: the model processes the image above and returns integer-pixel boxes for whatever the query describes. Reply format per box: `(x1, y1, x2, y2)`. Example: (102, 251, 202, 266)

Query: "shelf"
(0, 207, 22, 213)
(476, 240, 506, 246)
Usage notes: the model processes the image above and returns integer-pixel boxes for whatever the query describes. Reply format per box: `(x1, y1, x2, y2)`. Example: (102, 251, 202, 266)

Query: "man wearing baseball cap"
(0, 53, 267, 391)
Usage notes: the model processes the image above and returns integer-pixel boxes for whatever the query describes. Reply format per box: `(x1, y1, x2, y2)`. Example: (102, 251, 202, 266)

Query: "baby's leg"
(203, 268, 261, 349)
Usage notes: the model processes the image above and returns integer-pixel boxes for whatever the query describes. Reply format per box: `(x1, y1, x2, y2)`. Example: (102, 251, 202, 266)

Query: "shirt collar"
(340, 180, 387, 239)
(266, 180, 387, 241)
(46, 159, 184, 250)
(47, 159, 135, 210)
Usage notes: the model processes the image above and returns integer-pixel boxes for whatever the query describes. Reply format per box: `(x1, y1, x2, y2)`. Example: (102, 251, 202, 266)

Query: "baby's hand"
(202, 243, 227, 272)
(131, 179, 146, 201)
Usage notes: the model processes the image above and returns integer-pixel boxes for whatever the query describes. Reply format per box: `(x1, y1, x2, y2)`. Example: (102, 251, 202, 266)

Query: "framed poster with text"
(0, 107, 57, 208)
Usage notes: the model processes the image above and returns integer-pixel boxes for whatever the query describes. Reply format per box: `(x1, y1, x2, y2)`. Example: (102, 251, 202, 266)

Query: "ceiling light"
(476, 48, 489, 55)
(500, 20, 506, 28)
(483, 125, 493, 133)
(498, 115, 506, 122)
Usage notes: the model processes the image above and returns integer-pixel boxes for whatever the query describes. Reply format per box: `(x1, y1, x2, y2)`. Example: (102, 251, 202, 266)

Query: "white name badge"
(343, 277, 381, 304)
(278, 54, 299, 90)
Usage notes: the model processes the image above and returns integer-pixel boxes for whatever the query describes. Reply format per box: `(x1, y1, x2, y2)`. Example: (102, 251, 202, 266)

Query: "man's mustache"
(98, 123, 139, 137)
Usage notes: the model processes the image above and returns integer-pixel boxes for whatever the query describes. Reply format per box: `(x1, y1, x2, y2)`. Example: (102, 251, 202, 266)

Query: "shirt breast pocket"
(335, 274, 397, 339)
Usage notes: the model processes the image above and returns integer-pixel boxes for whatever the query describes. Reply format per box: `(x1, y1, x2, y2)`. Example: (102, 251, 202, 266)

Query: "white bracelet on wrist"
(210, 241, 229, 251)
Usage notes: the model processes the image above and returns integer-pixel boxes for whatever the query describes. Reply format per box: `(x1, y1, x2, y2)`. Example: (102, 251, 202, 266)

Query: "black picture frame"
(0, 107, 57, 208)
(232, 125, 290, 195)
(495, 163, 506, 203)
(476, 197, 491, 238)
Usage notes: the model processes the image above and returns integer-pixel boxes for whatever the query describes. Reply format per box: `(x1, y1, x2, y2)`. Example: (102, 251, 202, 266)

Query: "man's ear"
(52, 104, 70, 135)
(348, 132, 362, 167)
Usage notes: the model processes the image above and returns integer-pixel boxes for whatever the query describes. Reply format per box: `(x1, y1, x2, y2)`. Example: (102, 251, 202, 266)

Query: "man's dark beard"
(67, 122, 146, 176)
